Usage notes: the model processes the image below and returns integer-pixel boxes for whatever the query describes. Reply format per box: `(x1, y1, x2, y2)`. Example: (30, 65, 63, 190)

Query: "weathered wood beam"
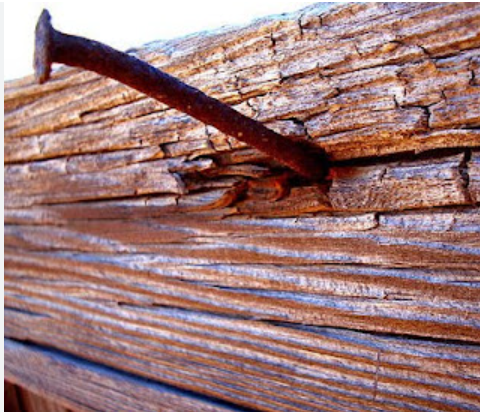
(4, 2, 480, 411)
(5, 339, 239, 412)
(4, 3, 480, 163)
(5, 287, 480, 411)
(5, 207, 480, 343)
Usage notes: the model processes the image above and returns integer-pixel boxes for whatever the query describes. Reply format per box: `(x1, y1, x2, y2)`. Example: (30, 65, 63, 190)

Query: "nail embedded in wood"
(33, 9, 329, 180)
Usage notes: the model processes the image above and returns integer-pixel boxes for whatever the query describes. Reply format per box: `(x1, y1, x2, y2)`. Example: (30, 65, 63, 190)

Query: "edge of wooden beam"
(4, 338, 246, 412)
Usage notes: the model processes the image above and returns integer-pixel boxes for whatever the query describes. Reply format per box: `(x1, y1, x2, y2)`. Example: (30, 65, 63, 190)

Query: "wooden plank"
(4, 208, 480, 343)
(4, 3, 480, 412)
(5, 339, 241, 412)
(4, 3, 480, 163)
(4, 7, 479, 217)
(4, 208, 480, 410)
(5, 296, 480, 411)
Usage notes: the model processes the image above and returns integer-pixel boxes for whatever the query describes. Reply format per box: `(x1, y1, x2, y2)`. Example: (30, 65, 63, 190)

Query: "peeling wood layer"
(5, 152, 474, 213)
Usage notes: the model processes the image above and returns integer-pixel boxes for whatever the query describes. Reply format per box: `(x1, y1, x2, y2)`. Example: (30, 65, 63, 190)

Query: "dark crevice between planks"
(261, 321, 480, 348)
(327, 147, 476, 169)
(5, 337, 257, 412)
(460, 149, 472, 195)
(5, 306, 52, 319)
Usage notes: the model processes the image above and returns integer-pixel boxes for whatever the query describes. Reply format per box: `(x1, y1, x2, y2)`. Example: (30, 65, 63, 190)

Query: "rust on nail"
(34, 9, 329, 180)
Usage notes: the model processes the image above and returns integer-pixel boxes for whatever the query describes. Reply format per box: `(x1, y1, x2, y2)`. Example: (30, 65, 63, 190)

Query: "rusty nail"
(34, 9, 329, 180)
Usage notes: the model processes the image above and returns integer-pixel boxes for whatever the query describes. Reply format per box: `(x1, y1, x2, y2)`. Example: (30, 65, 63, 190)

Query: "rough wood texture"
(5, 339, 237, 412)
(4, 2, 480, 411)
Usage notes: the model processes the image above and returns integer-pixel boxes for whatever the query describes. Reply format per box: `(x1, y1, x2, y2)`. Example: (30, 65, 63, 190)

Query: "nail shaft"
(34, 10, 328, 180)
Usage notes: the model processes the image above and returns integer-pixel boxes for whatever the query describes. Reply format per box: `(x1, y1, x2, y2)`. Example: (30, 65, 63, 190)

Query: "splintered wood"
(4, 3, 480, 411)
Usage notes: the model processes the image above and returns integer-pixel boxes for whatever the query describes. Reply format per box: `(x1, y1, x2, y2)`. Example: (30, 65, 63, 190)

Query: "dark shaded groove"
(5, 337, 257, 412)
(266, 321, 480, 348)
(331, 147, 479, 169)
(117, 301, 266, 322)
(12, 383, 28, 412)
(461, 149, 472, 192)
(5, 306, 51, 319)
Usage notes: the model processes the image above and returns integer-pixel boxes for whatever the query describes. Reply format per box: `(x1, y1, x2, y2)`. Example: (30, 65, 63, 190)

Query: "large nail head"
(34, 9, 54, 84)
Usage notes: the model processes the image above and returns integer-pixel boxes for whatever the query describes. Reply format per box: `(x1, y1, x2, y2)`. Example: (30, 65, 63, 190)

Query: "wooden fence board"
(4, 2, 480, 411)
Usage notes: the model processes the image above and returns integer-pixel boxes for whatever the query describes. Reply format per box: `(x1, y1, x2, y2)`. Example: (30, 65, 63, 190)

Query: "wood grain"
(5, 208, 480, 342)
(5, 266, 480, 411)
(469, 151, 480, 203)
(5, 381, 24, 412)
(4, 2, 480, 411)
(4, 4, 480, 163)
(17, 387, 71, 412)
(5, 339, 238, 412)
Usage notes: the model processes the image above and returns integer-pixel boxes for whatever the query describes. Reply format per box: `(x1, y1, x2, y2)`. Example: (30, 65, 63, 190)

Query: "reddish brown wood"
(5, 381, 23, 412)
(4, 2, 480, 411)
(4, 381, 72, 412)
(5, 340, 234, 412)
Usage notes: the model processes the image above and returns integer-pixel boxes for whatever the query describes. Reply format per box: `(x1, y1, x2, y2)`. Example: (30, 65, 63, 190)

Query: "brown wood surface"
(5, 381, 24, 412)
(4, 2, 480, 411)
(5, 380, 72, 412)
(4, 339, 237, 412)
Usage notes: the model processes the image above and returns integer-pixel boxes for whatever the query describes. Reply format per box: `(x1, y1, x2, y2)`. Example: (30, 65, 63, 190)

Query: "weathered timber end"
(4, 2, 480, 411)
